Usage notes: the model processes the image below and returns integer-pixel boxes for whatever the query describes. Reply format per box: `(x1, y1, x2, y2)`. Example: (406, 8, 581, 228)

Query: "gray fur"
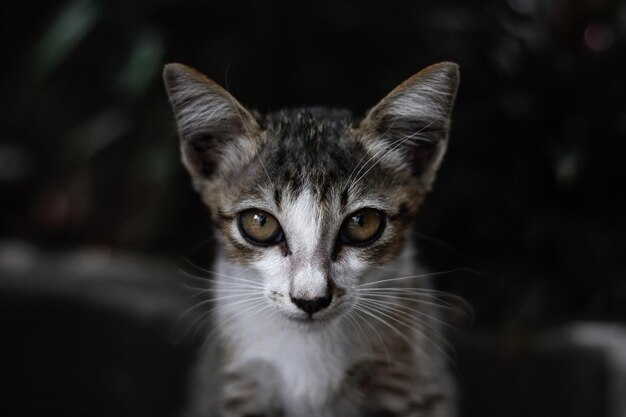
(164, 62, 460, 417)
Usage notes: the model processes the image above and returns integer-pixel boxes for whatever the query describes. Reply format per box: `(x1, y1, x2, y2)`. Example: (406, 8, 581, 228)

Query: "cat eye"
(238, 209, 283, 245)
(339, 208, 385, 246)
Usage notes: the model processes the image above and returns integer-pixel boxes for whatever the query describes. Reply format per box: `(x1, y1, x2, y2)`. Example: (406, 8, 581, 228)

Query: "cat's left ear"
(359, 62, 459, 189)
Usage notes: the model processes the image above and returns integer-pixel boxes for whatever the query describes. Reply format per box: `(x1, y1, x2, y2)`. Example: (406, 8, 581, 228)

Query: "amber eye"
(339, 208, 385, 246)
(238, 209, 283, 245)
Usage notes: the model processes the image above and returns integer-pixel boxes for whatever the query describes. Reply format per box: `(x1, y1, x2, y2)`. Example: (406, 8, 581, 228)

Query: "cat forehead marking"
(260, 109, 367, 201)
(280, 188, 323, 255)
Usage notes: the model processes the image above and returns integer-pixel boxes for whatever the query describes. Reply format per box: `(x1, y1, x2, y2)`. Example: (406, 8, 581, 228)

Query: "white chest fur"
(223, 305, 352, 412)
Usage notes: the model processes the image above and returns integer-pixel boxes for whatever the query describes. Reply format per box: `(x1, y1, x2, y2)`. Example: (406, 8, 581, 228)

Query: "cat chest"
(236, 327, 348, 408)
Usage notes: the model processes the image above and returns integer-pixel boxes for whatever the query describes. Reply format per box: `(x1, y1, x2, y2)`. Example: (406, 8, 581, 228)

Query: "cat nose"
(290, 294, 332, 315)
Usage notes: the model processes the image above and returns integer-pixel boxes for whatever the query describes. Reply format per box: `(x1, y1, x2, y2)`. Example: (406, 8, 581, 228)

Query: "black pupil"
(352, 213, 365, 227)
(254, 213, 267, 227)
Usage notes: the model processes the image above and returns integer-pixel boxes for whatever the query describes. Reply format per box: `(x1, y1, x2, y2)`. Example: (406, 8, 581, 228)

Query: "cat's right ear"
(163, 63, 260, 181)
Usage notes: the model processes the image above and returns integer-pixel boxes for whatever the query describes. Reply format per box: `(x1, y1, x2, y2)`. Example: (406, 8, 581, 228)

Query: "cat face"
(164, 63, 459, 325)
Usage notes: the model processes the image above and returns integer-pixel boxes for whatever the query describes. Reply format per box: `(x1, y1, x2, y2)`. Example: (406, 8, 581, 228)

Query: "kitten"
(163, 61, 460, 417)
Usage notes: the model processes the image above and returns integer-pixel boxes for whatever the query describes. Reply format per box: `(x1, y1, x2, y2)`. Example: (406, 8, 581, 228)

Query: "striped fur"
(164, 62, 460, 417)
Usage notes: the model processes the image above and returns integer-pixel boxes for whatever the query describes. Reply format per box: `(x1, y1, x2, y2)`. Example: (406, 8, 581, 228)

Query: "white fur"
(215, 236, 419, 415)
(218, 274, 353, 414)
(281, 188, 323, 257)
(212, 187, 418, 412)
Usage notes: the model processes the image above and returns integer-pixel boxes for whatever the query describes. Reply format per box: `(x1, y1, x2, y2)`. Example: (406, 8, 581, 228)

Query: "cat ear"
(163, 63, 260, 181)
(359, 62, 459, 188)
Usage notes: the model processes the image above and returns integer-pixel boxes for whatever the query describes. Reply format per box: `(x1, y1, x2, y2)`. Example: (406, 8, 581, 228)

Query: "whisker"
(182, 283, 263, 295)
(359, 268, 476, 287)
(202, 297, 268, 343)
(172, 291, 264, 338)
(411, 231, 464, 259)
(205, 287, 268, 293)
(359, 288, 473, 317)
(359, 287, 457, 304)
(358, 292, 467, 315)
(357, 298, 453, 361)
(350, 119, 438, 190)
(202, 292, 266, 303)
(182, 236, 217, 258)
(348, 121, 420, 191)
(182, 283, 210, 294)
(179, 262, 264, 287)
(344, 309, 376, 354)
(357, 295, 461, 335)
(216, 299, 273, 340)
(181, 277, 263, 292)
(372, 263, 487, 284)
(352, 304, 434, 366)
(171, 294, 264, 345)
(352, 308, 391, 367)
(358, 298, 441, 340)
(357, 298, 459, 357)
(343, 313, 364, 346)
(346, 119, 397, 187)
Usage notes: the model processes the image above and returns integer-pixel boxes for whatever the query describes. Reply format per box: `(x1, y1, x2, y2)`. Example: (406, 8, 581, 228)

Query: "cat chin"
(281, 313, 339, 331)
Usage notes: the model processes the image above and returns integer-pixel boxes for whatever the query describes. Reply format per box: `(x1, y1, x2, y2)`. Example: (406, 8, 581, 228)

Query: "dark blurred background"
(1, 0, 625, 416)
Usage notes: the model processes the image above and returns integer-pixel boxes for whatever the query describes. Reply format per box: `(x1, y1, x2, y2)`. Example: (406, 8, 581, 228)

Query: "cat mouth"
(285, 315, 333, 330)
(284, 310, 338, 328)
(292, 314, 325, 322)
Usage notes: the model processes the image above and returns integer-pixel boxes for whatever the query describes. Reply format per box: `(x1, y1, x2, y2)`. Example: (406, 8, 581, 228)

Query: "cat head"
(164, 63, 459, 326)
